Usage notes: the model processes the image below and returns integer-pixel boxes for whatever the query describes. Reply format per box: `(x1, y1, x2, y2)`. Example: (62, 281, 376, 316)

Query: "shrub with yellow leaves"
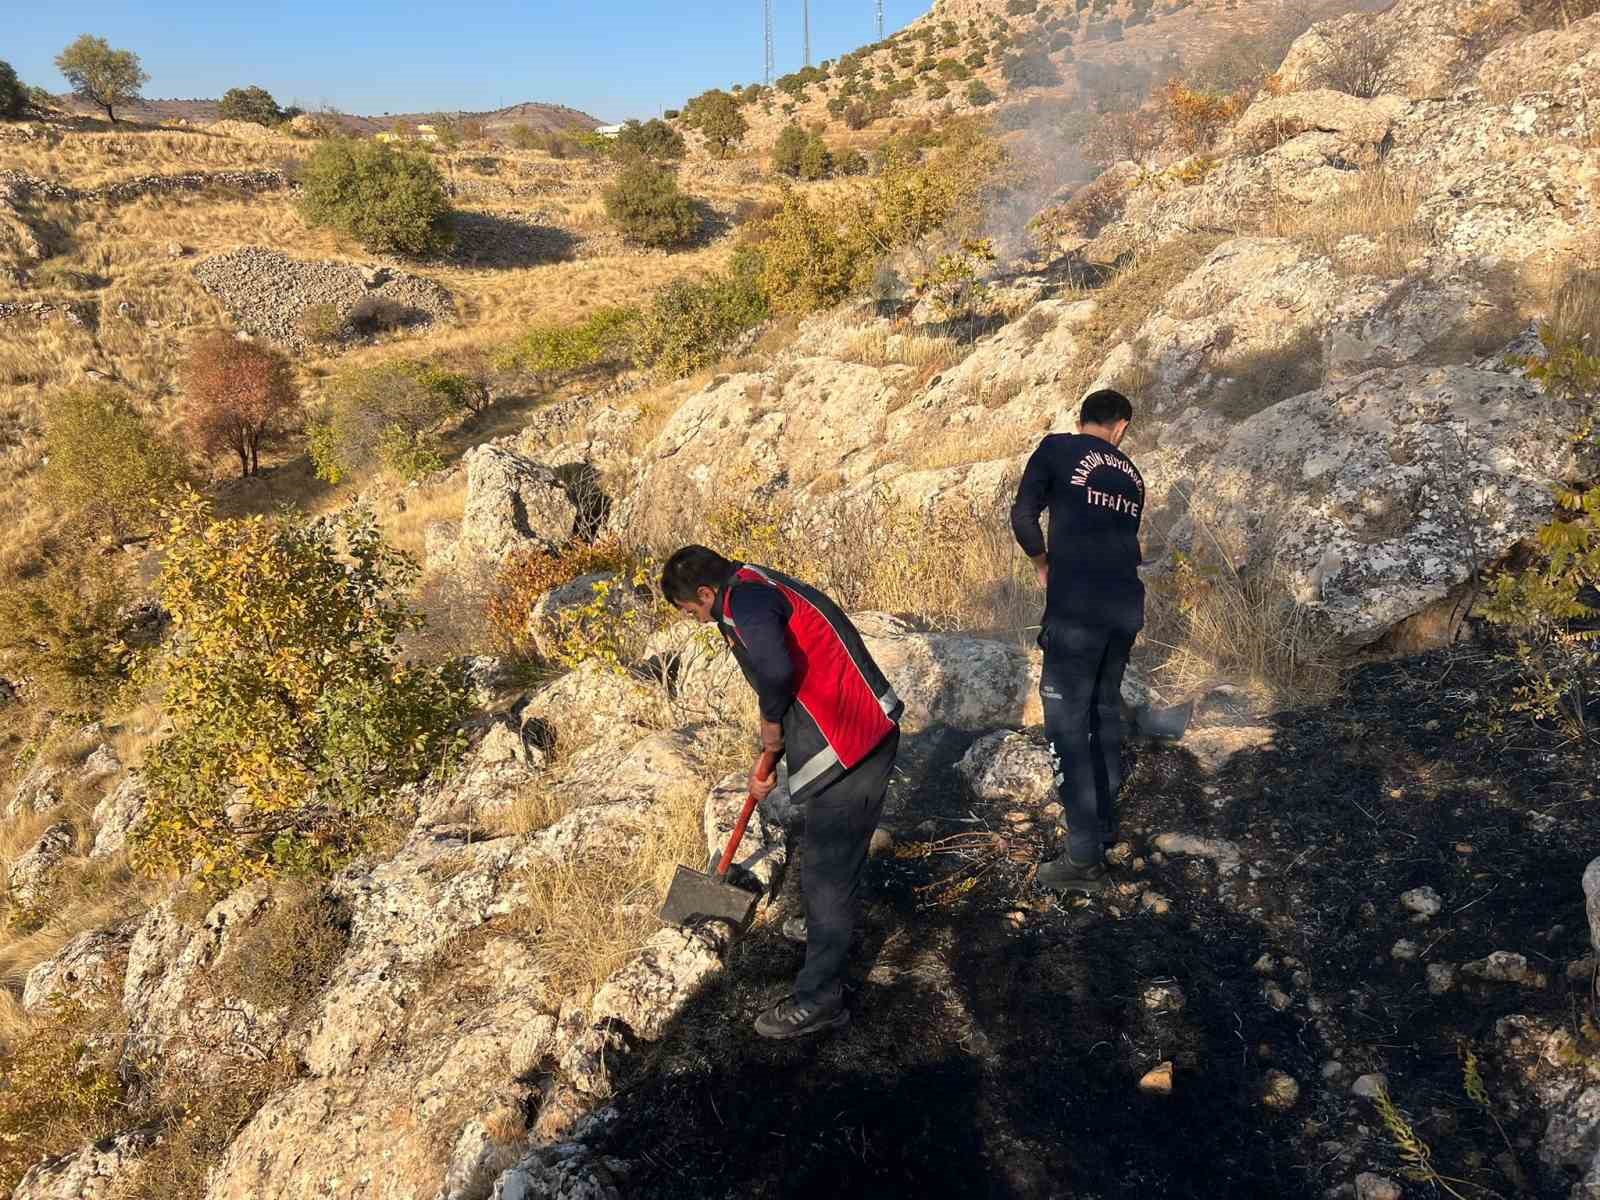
(131, 492, 470, 888)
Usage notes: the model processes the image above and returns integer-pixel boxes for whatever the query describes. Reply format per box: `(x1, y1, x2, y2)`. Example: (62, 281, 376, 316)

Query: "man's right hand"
(1032, 554, 1049, 589)
(749, 752, 779, 802)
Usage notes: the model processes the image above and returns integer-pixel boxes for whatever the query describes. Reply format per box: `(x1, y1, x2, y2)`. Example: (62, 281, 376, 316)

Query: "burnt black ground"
(591, 646, 1597, 1200)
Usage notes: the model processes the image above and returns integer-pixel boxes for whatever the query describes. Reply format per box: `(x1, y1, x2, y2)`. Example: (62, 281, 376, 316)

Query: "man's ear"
(697, 584, 718, 606)
(1111, 418, 1131, 445)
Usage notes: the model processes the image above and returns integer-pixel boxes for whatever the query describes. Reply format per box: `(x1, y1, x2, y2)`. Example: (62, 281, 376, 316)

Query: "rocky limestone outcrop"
(121, 884, 289, 1079)
(1476, 14, 1600, 99)
(6, 822, 74, 909)
(12, 1128, 160, 1200)
(526, 572, 651, 662)
(22, 921, 136, 1014)
(433, 445, 580, 576)
(5, 758, 67, 820)
(90, 771, 148, 858)
(1166, 364, 1582, 645)
(1276, 0, 1498, 99)
(1586, 857, 1600, 958)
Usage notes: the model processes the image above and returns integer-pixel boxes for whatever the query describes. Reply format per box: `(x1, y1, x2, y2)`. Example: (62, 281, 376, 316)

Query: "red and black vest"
(716, 564, 902, 802)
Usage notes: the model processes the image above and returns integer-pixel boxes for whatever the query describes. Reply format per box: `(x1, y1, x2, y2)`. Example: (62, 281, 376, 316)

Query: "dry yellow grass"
(1264, 168, 1435, 276)
(0, 125, 308, 189)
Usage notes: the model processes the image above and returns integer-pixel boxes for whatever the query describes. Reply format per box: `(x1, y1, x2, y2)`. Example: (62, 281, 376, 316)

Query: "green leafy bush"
(966, 79, 998, 106)
(132, 495, 469, 887)
(298, 138, 453, 257)
(502, 305, 637, 378)
(44, 387, 186, 540)
(615, 117, 685, 159)
(603, 159, 701, 247)
(310, 360, 475, 483)
(798, 133, 833, 180)
(631, 254, 770, 378)
(1003, 49, 1062, 88)
(218, 85, 284, 125)
(0, 60, 27, 119)
(772, 124, 809, 177)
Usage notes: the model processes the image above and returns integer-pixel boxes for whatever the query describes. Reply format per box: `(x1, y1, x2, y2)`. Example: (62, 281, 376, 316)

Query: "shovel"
(659, 748, 780, 929)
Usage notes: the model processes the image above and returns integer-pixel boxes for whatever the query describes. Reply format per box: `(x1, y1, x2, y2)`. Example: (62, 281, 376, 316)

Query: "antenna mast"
(876, 0, 885, 39)
(804, 0, 813, 66)
(764, 0, 776, 85)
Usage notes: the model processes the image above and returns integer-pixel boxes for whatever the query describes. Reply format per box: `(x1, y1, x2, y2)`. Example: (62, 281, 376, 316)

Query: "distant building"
(595, 123, 624, 138)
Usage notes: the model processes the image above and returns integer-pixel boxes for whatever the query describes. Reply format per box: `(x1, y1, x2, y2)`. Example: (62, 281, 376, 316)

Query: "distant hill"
(46, 95, 604, 136)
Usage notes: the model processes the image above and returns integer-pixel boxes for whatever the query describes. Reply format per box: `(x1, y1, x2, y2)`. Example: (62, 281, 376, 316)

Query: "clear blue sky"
(8, 1, 929, 122)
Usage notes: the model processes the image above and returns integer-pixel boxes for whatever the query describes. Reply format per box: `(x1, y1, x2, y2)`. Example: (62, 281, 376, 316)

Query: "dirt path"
(583, 647, 1596, 1199)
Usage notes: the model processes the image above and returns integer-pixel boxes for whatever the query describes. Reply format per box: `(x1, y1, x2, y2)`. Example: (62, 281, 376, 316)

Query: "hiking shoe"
(1036, 854, 1108, 895)
(781, 915, 808, 944)
(754, 995, 850, 1040)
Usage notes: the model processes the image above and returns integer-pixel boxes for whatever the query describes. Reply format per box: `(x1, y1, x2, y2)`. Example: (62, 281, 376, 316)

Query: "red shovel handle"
(714, 748, 780, 881)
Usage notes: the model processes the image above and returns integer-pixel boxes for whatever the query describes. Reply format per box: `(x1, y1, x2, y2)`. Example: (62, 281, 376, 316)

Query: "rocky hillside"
(2, 0, 1599, 1196)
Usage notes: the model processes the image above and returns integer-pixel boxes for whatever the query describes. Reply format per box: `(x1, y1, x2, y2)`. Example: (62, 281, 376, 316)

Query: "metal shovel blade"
(659, 863, 761, 928)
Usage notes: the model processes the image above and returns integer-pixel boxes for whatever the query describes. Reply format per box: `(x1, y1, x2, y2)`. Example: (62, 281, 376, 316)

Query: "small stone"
(1142, 982, 1185, 1013)
(1140, 891, 1172, 916)
(1352, 1073, 1389, 1100)
(1041, 802, 1064, 819)
(1321, 1060, 1346, 1081)
(1106, 841, 1132, 866)
(1291, 970, 1311, 990)
(1253, 954, 1278, 976)
(1400, 886, 1442, 919)
(1004, 910, 1027, 929)
(1260, 1070, 1300, 1111)
(1131, 857, 1146, 871)
(1463, 951, 1530, 984)
(1139, 1061, 1174, 1095)
(1391, 939, 1420, 961)
(1355, 1172, 1403, 1200)
(868, 828, 896, 858)
(1388, 789, 1403, 800)
(1424, 719, 1440, 731)
(166, 241, 187, 258)
(1455, 843, 1474, 854)
(1426, 963, 1456, 994)
(1566, 956, 1596, 982)
(1263, 984, 1292, 1011)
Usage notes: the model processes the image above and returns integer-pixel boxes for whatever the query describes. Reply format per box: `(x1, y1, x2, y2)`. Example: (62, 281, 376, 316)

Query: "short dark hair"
(660, 544, 737, 603)
(1080, 388, 1133, 427)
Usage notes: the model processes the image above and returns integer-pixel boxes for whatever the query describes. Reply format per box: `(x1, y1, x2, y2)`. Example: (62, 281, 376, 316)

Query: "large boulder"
(527, 572, 653, 663)
(863, 624, 1032, 733)
(91, 771, 148, 858)
(121, 884, 289, 1080)
(1476, 13, 1600, 99)
(22, 921, 135, 1014)
(703, 770, 789, 890)
(5, 759, 68, 820)
(642, 619, 752, 726)
(446, 445, 578, 574)
(416, 711, 547, 827)
(208, 935, 556, 1200)
(1230, 89, 1409, 159)
(521, 659, 669, 753)
(6, 822, 75, 909)
(1174, 365, 1584, 646)
(12, 1128, 160, 1200)
(1276, 0, 1501, 99)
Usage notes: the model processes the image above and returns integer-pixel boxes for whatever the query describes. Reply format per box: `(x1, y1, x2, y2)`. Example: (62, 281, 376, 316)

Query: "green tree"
(54, 34, 148, 123)
(218, 85, 284, 126)
(798, 133, 834, 181)
(696, 90, 748, 158)
(298, 138, 453, 257)
(44, 387, 186, 541)
(602, 159, 700, 248)
(772, 124, 808, 176)
(615, 117, 685, 159)
(132, 494, 469, 887)
(966, 79, 998, 106)
(0, 60, 27, 119)
(503, 306, 637, 381)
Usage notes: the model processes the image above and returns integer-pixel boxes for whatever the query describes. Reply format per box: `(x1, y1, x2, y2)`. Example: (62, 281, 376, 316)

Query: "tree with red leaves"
(180, 333, 301, 478)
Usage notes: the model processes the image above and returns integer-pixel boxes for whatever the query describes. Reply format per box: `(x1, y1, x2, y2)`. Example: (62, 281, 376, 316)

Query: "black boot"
(1036, 853, 1107, 895)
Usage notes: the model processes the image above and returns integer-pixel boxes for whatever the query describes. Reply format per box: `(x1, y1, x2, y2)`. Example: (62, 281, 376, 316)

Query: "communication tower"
(765, 0, 776, 84)
(804, 0, 813, 66)
(876, 0, 885, 39)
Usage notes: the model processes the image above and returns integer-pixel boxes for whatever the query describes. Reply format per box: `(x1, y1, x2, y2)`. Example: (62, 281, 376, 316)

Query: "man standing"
(1010, 389, 1145, 895)
(660, 546, 902, 1039)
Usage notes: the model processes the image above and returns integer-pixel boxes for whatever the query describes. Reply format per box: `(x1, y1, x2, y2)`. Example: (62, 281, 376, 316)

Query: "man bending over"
(660, 546, 903, 1039)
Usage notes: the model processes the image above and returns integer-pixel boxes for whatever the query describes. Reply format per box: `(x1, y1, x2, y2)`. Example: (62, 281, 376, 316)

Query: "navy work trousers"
(792, 727, 900, 1010)
(1040, 623, 1135, 865)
